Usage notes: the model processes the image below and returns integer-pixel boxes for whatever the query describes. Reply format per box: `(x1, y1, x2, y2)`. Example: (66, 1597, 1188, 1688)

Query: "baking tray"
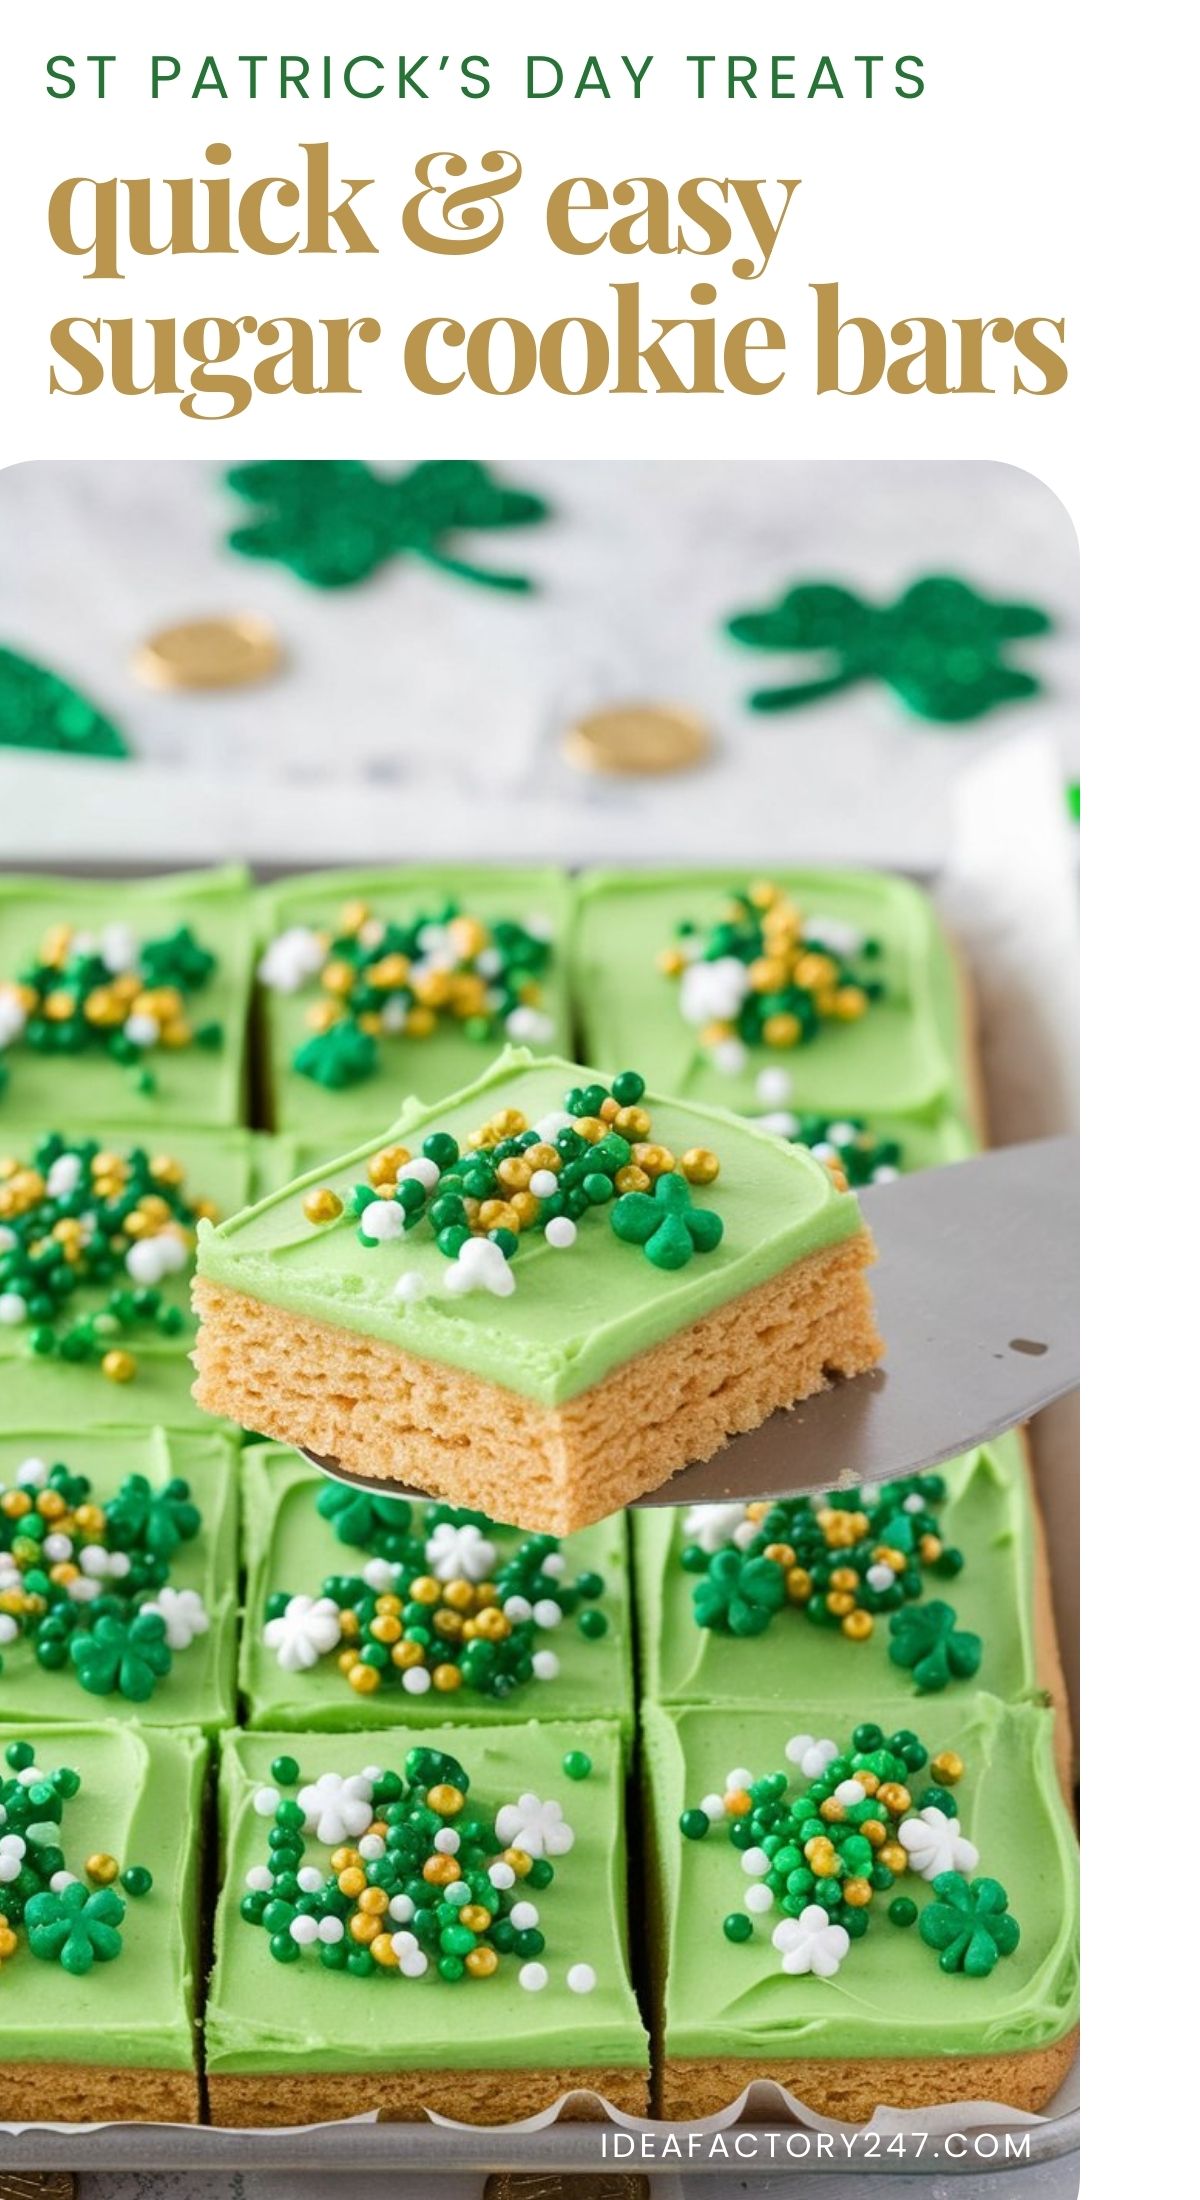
(0, 827, 1079, 2185)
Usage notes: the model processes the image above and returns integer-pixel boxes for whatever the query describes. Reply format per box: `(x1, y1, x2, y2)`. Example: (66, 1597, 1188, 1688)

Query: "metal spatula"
(303, 1135, 1078, 1511)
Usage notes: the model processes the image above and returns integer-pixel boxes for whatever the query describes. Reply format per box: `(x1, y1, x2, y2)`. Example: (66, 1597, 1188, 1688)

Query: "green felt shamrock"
(316, 1479, 413, 1550)
(888, 1600, 982, 1693)
(693, 1549, 788, 1636)
(293, 1019, 379, 1091)
(104, 1474, 201, 1561)
(69, 1610, 172, 1701)
(726, 576, 1051, 723)
(25, 1880, 126, 1975)
(610, 1172, 724, 1270)
(918, 1872, 1021, 1977)
(225, 460, 549, 592)
(0, 645, 128, 759)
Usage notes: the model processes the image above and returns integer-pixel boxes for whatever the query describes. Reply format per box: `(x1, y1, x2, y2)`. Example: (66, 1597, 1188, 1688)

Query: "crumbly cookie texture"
(194, 1233, 880, 1536)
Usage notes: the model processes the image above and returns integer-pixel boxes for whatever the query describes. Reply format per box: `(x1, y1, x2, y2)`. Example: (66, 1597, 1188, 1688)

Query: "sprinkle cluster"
(241, 1746, 595, 1992)
(0, 1741, 153, 1977)
(659, 882, 884, 1074)
(750, 1079, 904, 1186)
(681, 1722, 1019, 1981)
(0, 1455, 208, 1703)
(259, 899, 556, 1092)
(302, 1070, 725, 1294)
(265, 1483, 608, 1702)
(0, 920, 222, 1101)
(681, 1476, 982, 1693)
(0, 1135, 215, 1380)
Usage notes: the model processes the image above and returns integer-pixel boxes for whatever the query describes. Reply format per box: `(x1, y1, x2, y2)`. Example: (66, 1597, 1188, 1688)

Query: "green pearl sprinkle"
(723, 1911, 753, 1943)
(888, 1896, 918, 1928)
(270, 1755, 300, 1788)
(679, 1808, 710, 1840)
(562, 1750, 592, 1781)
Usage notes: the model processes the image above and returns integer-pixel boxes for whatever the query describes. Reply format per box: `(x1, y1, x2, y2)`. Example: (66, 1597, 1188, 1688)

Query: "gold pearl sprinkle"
(303, 1187, 344, 1226)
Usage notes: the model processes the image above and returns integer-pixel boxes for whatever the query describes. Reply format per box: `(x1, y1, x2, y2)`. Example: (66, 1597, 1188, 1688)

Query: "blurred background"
(0, 459, 1077, 868)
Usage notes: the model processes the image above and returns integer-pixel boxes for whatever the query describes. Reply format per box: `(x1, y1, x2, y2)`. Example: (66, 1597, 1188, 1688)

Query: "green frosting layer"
(0, 1720, 206, 2070)
(0, 1353, 210, 1438)
(641, 1694, 1078, 2065)
(206, 1719, 648, 2076)
(257, 867, 575, 1140)
(571, 869, 975, 1129)
(239, 1443, 634, 1736)
(0, 1427, 239, 1735)
(635, 1436, 1038, 1711)
(196, 1051, 868, 1408)
(0, 867, 254, 1128)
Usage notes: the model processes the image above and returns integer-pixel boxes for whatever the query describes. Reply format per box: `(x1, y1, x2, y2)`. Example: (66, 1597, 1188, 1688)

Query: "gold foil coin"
(133, 614, 283, 692)
(563, 702, 712, 777)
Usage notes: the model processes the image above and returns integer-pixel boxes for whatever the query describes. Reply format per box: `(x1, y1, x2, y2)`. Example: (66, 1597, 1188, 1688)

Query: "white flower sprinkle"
(258, 927, 325, 993)
(773, 1906, 851, 1978)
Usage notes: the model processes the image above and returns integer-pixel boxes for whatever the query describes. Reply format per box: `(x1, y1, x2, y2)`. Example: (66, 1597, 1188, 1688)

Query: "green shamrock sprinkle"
(69, 1610, 172, 1702)
(610, 1172, 723, 1269)
(315, 1477, 414, 1549)
(726, 576, 1051, 723)
(693, 1550, 788, 1636)
(918, 1872, 1021, 1976)
(887, 1600, 982, 1693)
(226, 459, 549, 592)
(0, 645, 128, 759)
(105, 1474, 201, 1560)
(25, 1881, 126, 1975)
